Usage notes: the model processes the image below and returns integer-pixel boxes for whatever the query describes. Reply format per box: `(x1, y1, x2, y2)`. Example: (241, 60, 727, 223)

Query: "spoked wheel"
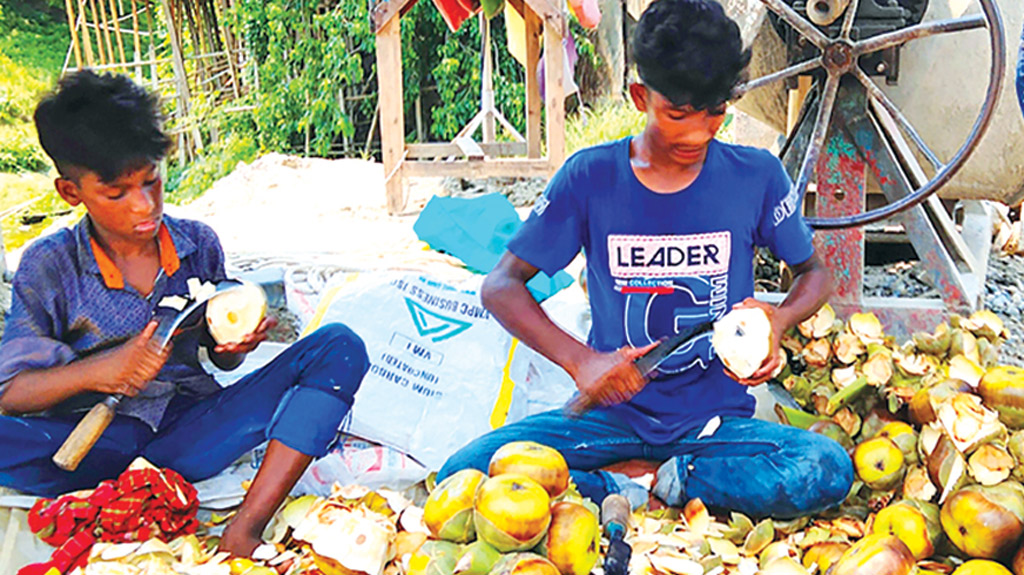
(738, 0, 1006, 230)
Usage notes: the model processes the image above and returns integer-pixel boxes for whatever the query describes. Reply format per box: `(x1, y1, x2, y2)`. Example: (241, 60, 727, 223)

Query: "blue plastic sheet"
(413, 193, 574, 302)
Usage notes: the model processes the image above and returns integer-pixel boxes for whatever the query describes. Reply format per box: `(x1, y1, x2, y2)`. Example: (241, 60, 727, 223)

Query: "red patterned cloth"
(19, 464, 199, 575)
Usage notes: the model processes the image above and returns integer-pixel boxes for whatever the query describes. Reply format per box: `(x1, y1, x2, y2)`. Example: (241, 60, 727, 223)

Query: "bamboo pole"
(108, 0, 128, 65)
(64, 0, 83, 68)
(95, 0, 116, 67)
(78, 0, 95, 66)
(88, 0, 108, 64)
(130, 0, 142, 79)
(144, 0, 157, 90)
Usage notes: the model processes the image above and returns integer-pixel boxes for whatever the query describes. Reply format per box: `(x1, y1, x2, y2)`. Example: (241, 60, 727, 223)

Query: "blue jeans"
(1018, 21, 1024, 118)
(439, 409, 853, 518)
(0, 324, 368, 496)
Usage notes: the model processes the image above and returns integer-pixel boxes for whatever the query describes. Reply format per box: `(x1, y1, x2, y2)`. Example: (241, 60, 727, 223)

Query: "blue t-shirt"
(507, 137, 814, 444)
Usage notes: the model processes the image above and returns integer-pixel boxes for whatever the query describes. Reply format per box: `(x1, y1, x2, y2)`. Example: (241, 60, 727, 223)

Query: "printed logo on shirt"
(773, 185, 800, 227)
(532, 195, 551, 217)
(608, 232, 730, 278)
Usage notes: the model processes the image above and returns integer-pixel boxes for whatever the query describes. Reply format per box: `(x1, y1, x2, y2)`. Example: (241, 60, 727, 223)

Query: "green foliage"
(165, 131, 258, 204)
(0, 0, 68, 77)
(566, 102, 645, 155)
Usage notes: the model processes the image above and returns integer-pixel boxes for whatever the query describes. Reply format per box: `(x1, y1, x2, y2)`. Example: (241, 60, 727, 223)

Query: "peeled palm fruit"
(205, 281, 267, 345)
(712, 307, 772, 379)
(488, 442, 569, 499)
(424, 469, 487, 543)
(474, 474, 551, 552)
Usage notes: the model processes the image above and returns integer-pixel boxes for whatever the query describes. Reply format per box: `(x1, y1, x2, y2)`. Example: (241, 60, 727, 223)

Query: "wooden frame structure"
(372, 0, 567, 214)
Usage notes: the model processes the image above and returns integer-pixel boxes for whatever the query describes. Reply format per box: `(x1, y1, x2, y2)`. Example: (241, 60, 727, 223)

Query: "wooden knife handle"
(52, 396, 120, 471)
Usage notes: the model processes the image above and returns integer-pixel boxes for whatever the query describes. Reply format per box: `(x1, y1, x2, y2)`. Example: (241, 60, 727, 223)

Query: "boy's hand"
(92, 321, 171, 397)
(213, 316, 278, 355)
(572, 342, 658, 407)
(724, 298, 784, 386)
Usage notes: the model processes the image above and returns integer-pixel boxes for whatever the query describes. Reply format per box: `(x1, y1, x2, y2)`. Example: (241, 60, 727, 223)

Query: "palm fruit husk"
(833, 407, 863, 439)
(877, 421, 919, 465)
(742, 518, 775, 556)
(834, 332, 867, 365)
(862, 408, 902, 442)
(424, 469, 487, 542)
(853, 436, 906, 491)
(870, 499, 944, 560)
(918, 424, 944, 462)
(863, 345, 894, 387)
(781, 374, 813, 408)
(723, 511, 755, 545)
(827, 533, 916, 575)
(937, 393, 1007, 454)
(775, 404, 829, 429)
(909, 381, 965, 427)
(759, 556, 806, 575)
(940, 482, 1024, 560)
(832, 365, 859, 389)
(799, 303, 836, 339)
(894, 349, 937, 378)
(809, 420, 855, 450)
(1008, 430, 1024, 482)
(780, 329, 805, 356)
(802, 338, 833, 368)
(978, 366, 1024, 429)
(453, 541, 502, 575)
(903, 465, 939, 502)
(292, 498, 397, 575)
(826, 377, 870, 417)
(950, 329, 982, 365)
(801, 541, 849, 573)
(927, 434, 969, 504)
(707, 537, 742, 565)
(967, 443, 1015, 486)
(949, 355, 986, 388)
(977, 337, 1000, 368)
(848, 312, 886, 345)
(914, 323, 953, 356)
(683, 497, 711, 535)
(958, 310, 1009, 343)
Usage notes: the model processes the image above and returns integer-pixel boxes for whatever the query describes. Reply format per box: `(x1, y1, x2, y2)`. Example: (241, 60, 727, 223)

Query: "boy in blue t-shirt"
(438, 0, 854, 518)
(0, 71, 369, 556)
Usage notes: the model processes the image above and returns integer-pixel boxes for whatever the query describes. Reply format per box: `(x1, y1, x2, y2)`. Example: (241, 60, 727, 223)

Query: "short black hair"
(632, 0, 751, 110)
(34, 70, 172, 183)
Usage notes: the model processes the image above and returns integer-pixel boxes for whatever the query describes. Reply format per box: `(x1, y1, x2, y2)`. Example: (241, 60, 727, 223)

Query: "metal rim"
(737, 0, 1006, 230)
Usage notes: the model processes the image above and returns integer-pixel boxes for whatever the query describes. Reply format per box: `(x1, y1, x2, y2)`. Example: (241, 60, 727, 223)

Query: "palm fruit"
(424, 469, 487, 542)
(949, 354, 986, 388)
(453, 541, 502, 575)
(848, 312, 885, 345)
(979, 366, 1024, 429)
(802, 338, 833, 368)
(536, 502, 600, 575)
(926, 434, 969, 504)
(206, 281, 267, 345)
(488, 441, 569, 499)
(940, 482, 1024, 559)
(408, 541, 462, 575)
(952, 559, 1014, 575)
(833, 332, 866, 365)
(798, 303, 835, 339)
(937, 393, 1007, 454)
(827, 534, 915, 575)
(914, 323, 953, 356)
(802, 541, 848, 573)
(1013, 543, 1024, 575)
(862, 408, 901, 441)
(488, 553, 561, 575)
(711, 307, 772, 379)
(909, 381, 963, 427)
(473, 474, 551, 552)
(959, 310, 1009, 342)
(967, 443, 1015, 486)
(808, 420, 854, 451)
(853, 436, 906, 491)
(877, 421, 919, 465)
(870, 499, 943, 560)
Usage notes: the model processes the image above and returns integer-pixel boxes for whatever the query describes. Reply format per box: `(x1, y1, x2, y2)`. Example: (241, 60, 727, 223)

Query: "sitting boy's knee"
(310, 323, 369, 370)
(783, 435, 853, 515)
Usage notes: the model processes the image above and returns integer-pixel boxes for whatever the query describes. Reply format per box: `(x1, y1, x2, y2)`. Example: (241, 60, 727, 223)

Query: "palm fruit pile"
(417, 441, 601, 575)
(765, 305, 1024, 574)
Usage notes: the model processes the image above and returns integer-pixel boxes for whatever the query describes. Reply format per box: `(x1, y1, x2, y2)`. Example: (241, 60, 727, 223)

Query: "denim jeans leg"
(652, 417, 853, 518)
(438, 407, 649, 503)
(1017, 19, 1024, 118)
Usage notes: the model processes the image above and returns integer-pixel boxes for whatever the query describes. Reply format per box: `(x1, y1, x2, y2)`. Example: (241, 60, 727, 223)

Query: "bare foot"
(219, 520, 262, 557)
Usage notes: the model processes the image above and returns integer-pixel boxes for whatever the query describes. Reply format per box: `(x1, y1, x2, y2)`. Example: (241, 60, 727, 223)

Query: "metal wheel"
(738, 0, 1006, 230)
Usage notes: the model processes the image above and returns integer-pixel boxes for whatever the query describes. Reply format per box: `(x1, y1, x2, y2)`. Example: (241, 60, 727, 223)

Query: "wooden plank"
(453, 136, 486, 159)
(64, 0, 83, 68)
(406, 142, 527, 158)
(376, 14, 406, 214)
(403, 159, 557, 179)
(372, 0, 417, 33)
(543, 15, 565, 171)
(524, 2, 542, 158)
(524, 0, 560, 21)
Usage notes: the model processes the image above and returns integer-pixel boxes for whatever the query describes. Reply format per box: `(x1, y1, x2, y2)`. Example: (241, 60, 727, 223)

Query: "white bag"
(303, 272, 528, 470)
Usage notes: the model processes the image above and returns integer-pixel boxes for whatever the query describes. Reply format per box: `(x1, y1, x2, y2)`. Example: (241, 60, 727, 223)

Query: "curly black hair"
(632, 0, 752, 110)
(34, 70, 172, 183)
